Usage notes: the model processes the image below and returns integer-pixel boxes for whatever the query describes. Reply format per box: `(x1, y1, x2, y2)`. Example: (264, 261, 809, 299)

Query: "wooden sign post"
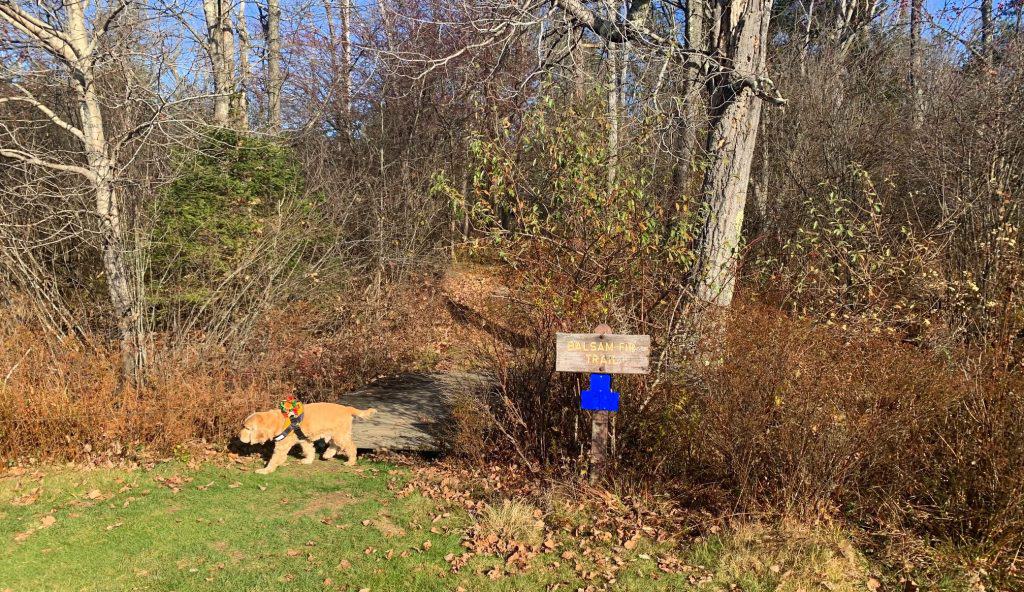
(555, 324, 650, 482)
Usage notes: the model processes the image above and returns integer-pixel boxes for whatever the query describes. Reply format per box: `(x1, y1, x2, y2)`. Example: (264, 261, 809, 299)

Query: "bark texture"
(692, 0, 773, 307)
(236, 0, 252, 128)
(981, 0, 993, 70)
(203, 0, 237, 126)
(267, 0, 283, 130)
(673, 0, 708, 191)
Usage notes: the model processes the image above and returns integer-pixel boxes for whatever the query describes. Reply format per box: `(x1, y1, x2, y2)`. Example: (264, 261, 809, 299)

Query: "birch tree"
(909, 0, 924, 126)
(265, 0, 282, 129)
(236, 0, 252, 127)
(0, 0, 146, 374)
(202, 0, 237, 126)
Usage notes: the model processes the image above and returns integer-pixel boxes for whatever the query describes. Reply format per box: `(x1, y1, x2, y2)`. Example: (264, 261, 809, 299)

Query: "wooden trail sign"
(555, 332, 651, 374)
(554, 324, 651, 483)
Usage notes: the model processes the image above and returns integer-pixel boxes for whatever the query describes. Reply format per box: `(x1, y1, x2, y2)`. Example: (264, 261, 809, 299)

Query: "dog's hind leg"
(299, 439, 316, 464)
(323, 437, 340, 460)
(342, 435, 357, 466)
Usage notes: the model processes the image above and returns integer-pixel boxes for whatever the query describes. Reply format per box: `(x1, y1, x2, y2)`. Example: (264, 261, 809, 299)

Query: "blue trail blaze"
(581, 373, 619, 412)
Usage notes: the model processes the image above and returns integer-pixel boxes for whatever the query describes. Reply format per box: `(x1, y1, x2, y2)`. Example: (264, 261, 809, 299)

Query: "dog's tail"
(354, 407, 377, 419)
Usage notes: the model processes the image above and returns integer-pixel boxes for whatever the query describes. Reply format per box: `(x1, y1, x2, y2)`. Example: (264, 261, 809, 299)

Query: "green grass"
(1, 455, 972, 592)
(0, 456, 699, 592)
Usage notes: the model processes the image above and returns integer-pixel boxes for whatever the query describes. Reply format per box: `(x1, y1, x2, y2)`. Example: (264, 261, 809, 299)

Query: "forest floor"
(0, 448, 903, 592)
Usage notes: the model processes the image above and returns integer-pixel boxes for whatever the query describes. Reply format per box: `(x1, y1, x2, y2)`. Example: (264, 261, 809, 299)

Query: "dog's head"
(238, 411, 282, 444)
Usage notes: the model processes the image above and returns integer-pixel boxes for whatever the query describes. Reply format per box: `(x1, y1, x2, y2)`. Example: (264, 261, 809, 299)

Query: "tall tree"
(203, 0, 237, 126)
(550, 0, 785, 307)
(981, 0, 993, 69)
(265, 0, 283, 130)
(236, 0, 252, 128)
(673, 0, 708, 192)
(691, 0, 780, 306)
(0, 0, 147, 374)
(604, 0, 622, 191)
(909, 0, 924, 126)
(341, 0, 353, 119)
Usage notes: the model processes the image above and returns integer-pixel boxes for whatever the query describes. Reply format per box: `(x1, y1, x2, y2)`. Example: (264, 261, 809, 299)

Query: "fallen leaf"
(867, 578, 881, 592)
(11, 489, 40, 506)
(422, 541, 432, 551)
(228, 482, 241, 489)
(39, 515, 56, 528)
(86, 489, 102, 500)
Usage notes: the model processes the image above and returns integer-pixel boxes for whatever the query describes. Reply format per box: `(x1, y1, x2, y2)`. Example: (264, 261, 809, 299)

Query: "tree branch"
(0, 88, 86, 142)
(0, 1, 81, 64)
(0, 147, 96, 180)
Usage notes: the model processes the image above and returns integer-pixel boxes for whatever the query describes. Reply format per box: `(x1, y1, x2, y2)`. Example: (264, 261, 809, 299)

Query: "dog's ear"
(251, 412, 283, 443)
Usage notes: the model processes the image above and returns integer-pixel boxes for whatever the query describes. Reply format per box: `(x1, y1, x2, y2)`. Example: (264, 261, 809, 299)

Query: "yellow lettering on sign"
(562, 338, 641, 358)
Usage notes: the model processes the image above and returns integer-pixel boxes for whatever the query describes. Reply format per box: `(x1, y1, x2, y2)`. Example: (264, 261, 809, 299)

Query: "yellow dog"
(239, 403, 376, 474)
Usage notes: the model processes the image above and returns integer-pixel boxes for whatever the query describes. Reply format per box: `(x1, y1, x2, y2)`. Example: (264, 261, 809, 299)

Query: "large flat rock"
(338, 372, 493, 452)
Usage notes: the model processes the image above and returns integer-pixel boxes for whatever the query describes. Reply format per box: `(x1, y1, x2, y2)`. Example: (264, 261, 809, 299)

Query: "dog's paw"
(255, 467, 274, 475)
(301, 457, 315, 465)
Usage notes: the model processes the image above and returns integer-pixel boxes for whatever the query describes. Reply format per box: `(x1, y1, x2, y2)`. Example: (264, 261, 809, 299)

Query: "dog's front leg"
(256, 437, 294, 474)
(299, 439, 316, 464)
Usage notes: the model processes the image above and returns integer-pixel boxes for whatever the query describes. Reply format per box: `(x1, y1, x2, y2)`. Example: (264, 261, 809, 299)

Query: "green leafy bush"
(147, 130, 328, 342)
(150, 129, 305, 303)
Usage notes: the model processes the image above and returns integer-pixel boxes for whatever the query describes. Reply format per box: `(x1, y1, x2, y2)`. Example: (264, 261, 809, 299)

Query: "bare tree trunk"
(341, 0, 353, 118)
(800, 0, 816, 75)
(909, 0, 924, 127)
(572, 27, 587, 101)
(266, 0, 283, 130)
(236, 0, 252, 129)
(378, 0, 393, 52)
(203, 0, 236, 126)
(606, 45, 621, 190)
(673, 0, 706, 192)
(692, 0, 773, 307)
(66, 0, 146, 375)
(981, 0, 993, 70)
